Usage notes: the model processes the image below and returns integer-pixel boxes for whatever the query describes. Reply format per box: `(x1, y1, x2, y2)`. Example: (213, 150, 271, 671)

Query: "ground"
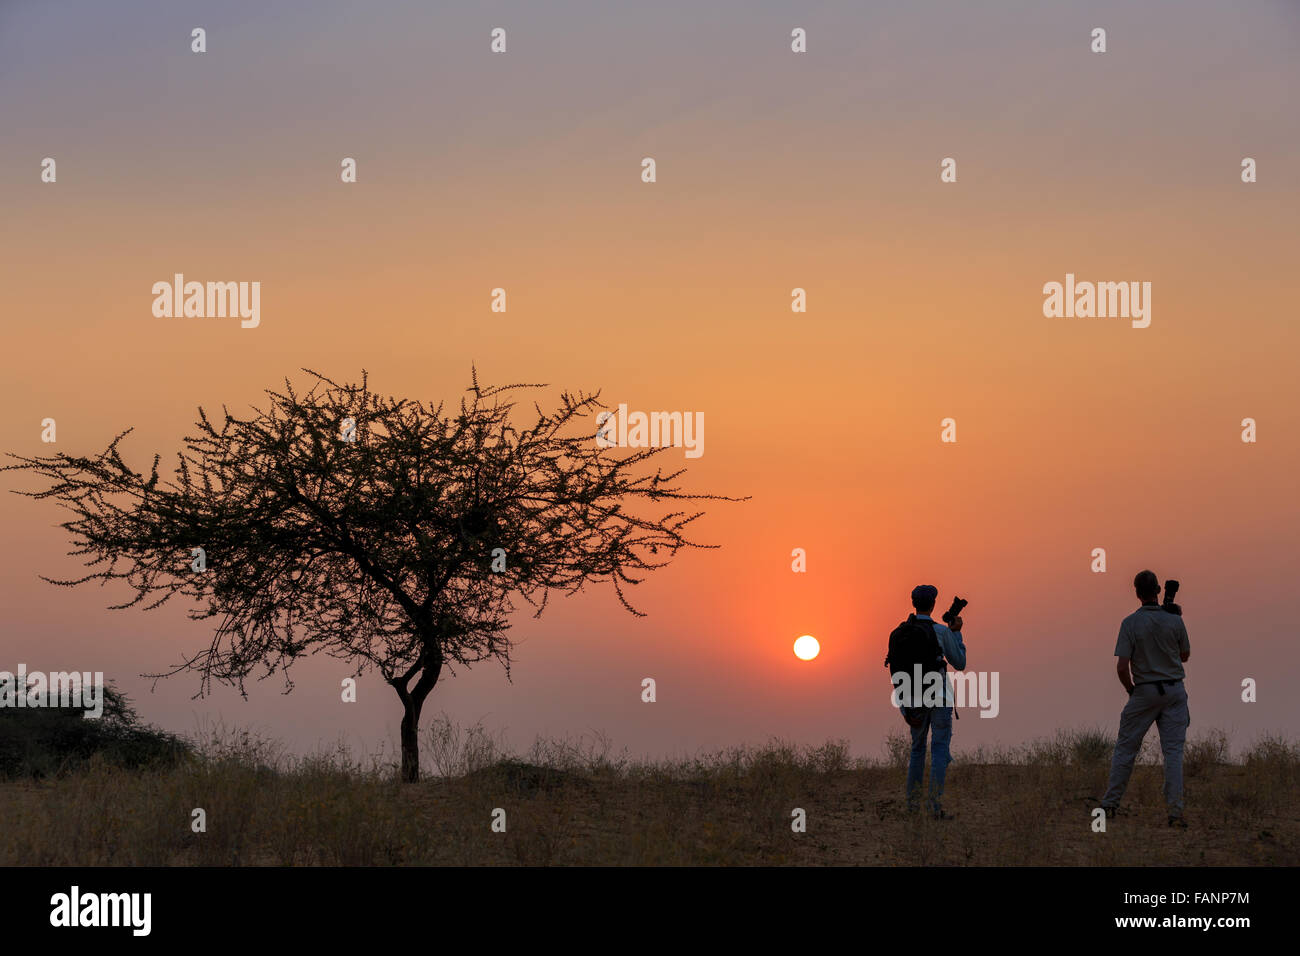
(1, 734, 1294, 865)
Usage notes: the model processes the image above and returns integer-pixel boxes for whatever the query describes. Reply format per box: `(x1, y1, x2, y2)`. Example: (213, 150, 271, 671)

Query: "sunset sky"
(2, 0, 1298, 766)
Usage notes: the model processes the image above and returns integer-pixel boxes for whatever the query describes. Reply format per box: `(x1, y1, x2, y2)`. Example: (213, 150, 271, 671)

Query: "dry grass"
(1, 718, 1295, 865)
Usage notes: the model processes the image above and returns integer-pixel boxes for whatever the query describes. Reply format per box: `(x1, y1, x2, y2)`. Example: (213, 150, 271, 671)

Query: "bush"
(1066, 727, 1113, 766)
(1185, 729, 1231, 777)
(0, 684, 190, 779)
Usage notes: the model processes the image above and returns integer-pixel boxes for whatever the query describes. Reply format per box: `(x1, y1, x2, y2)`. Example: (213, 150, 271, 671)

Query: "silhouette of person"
(1100, 570, 1191, 827)
(903, 585, 966, 819)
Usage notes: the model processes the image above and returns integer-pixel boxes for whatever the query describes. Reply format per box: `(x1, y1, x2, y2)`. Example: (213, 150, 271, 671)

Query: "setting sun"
(793, 635, 820, 661)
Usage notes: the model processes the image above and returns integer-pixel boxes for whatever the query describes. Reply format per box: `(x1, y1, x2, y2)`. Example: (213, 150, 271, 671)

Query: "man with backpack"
(886, 584, 966, 819)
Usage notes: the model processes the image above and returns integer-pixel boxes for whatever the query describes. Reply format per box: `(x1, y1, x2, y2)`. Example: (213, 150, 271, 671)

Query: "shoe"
(1102, 806, 1117, 819)
(1168, 814, 1188, 829)
(931, 808, 954, 821)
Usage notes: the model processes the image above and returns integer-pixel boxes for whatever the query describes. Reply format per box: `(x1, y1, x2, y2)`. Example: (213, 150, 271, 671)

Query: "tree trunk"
(399, 697, 423, 783)
(396, 650, 443, 783)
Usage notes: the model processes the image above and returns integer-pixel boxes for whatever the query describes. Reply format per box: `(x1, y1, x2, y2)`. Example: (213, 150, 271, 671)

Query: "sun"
(793, 634, 820, 661)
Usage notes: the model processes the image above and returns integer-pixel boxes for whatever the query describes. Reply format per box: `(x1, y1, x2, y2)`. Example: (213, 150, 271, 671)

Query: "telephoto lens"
(943, 596, 968, 626)
(1162, 580, 1182, 616)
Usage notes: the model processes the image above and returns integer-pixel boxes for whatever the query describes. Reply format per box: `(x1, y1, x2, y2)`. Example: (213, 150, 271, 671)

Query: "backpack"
(885, 614, 947, 722)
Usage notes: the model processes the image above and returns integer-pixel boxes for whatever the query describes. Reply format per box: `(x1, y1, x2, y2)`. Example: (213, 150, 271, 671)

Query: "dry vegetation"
(2, 718, 1295, 866)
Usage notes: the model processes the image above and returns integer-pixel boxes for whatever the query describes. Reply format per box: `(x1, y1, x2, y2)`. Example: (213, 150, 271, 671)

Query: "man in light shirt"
(1100, 570, 1192, 827)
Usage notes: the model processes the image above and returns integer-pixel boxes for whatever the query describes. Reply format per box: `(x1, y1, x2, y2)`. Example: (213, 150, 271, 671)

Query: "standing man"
(900, 584, 966, 819)
(1100, 570, 1191, 827)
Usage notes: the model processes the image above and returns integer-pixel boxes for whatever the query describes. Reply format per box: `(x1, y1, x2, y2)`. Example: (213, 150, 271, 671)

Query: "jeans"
(905, 706, 953, 813)
(1102, 682, 1190, 814)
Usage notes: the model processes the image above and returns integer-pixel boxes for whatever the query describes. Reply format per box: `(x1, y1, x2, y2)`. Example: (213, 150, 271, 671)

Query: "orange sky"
(1, 0, 1298, 762)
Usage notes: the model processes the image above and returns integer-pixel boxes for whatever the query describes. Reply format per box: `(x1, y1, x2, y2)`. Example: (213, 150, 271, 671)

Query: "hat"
(911, 584, 938, 606)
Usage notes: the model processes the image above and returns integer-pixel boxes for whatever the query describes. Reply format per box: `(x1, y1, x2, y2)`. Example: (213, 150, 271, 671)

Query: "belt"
(1135, 678, 1182, 696)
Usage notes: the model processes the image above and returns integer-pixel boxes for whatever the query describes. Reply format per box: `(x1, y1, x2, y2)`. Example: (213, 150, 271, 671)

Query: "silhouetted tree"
(4, 370, 738, 781)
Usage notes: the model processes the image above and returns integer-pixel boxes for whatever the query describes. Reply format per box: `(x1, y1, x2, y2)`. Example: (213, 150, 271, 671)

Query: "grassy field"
(1, 719, 1295, 865)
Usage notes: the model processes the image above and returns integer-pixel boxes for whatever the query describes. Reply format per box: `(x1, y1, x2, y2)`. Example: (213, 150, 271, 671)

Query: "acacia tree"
(4, 370, 737, 781)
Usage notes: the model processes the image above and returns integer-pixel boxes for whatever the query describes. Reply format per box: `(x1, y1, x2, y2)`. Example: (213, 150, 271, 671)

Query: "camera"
(1162, 579, 1182, 616)
(942, 596, 968, 628)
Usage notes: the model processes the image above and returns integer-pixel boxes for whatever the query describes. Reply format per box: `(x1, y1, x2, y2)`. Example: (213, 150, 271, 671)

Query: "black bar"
(5, 865, 1270, 942)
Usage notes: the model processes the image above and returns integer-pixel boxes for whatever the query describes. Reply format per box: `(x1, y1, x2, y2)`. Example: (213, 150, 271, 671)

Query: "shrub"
(0, 684, 190, 779)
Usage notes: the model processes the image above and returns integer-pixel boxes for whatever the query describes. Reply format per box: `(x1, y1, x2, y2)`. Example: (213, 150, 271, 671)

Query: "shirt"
(1115, 604, 1190, 684)
(915, 613, 967, 706)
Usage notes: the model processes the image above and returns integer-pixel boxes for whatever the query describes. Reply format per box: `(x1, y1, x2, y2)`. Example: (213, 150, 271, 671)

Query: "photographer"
(887, 585, 967, 819)
(1100, 570, 1192, 827)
